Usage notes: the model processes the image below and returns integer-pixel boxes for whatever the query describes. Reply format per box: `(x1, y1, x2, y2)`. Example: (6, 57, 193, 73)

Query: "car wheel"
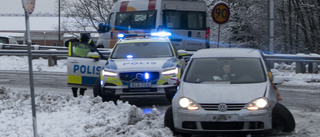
(164, 106, 191, 137)
(164, 106, 175, 131)
(165, 87, 177, 103)
(272, 103, 296, 132)
(93, 77, 101, 97)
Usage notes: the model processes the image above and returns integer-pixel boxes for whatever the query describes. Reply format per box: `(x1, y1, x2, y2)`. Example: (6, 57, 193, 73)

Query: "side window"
(10, 38, 18, 44)
(187, 12, 204, 29)
(163, 11, 206, 30)
(107, 13, 115, 29)
(164, 11, 181, 29)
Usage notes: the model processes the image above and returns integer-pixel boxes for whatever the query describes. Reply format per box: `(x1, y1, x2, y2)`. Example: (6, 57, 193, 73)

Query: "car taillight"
(206, 27, 210, 48)
(206, 27, 210, 39)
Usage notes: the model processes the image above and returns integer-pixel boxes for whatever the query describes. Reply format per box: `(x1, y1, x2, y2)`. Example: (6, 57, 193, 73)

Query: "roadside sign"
(22, 0, 36, 14)
(211, 3, 230, 24)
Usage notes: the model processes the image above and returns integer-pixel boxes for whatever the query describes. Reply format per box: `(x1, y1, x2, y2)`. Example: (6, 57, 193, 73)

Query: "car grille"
(200, 103, 246, 111)
(201, 122, 244, 130)
(119, 72, 159, 82)
(201, 122, 264, 130)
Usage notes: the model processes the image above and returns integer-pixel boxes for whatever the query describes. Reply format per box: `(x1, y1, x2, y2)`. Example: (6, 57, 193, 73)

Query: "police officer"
(68, 33, 96, 97)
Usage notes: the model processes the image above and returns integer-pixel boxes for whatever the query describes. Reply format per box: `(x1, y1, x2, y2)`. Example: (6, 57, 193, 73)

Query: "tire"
(164, 106, 175, 131)
(166, 92, 175, 103)
(272, 103, 296, 132)
(164, 106, 191, 137)
(165, 86, 177, 103)
(93, 77, 101, 97)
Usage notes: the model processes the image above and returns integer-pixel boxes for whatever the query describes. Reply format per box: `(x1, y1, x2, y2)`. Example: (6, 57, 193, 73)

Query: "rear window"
(184, 58, 266, 84)
(163, 10, 206, 30)
(0, 37, 9, 44)
(115, 10, 157, 30)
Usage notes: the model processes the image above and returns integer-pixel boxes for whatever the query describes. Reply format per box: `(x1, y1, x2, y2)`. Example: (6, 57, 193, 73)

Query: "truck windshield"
(184, 58, 266, 84)
(163, 10, 206, 30)
(111, 42, 173, 59)
(115, 10, 156, 30)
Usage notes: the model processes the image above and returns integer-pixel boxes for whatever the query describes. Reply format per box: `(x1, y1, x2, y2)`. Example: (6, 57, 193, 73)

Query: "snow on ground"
(0, 87, 172, 137)
(1, 56, 320, 137)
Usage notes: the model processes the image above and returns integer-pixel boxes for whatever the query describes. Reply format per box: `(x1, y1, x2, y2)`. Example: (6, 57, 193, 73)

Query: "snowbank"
(0, 87, 173, 137)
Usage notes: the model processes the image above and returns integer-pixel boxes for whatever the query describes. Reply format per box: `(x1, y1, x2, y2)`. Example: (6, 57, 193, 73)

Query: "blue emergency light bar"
(151, 32, 172, 37)
(117, 31, 172, 38)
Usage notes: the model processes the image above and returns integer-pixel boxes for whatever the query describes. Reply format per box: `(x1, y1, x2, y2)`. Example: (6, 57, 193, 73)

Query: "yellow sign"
(211, 3, 230, 24)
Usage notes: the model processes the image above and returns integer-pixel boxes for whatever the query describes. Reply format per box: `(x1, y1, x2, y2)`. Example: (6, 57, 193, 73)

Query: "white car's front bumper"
(173, 107, 273, 133)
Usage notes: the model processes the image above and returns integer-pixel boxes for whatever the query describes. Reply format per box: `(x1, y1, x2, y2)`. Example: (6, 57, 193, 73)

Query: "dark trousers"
(72, 87, 87, 97)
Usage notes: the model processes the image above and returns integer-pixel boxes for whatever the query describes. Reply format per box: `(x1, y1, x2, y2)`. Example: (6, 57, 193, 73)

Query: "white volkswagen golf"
(164, 48, 295, 136)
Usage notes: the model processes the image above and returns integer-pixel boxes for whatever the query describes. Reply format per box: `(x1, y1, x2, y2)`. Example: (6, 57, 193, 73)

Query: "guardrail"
(1, 43, 319, 73)
(0, 43, 68, 50)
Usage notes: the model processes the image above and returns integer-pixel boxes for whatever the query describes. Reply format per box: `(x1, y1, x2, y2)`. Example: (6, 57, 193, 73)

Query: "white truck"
(97, 0, 210, 51)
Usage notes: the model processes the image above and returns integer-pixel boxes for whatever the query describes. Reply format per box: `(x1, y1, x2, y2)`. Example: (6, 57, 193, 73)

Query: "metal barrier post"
(48, 56, 57, 66)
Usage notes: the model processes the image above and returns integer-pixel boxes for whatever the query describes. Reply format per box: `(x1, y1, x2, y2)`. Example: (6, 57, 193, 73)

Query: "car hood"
(180, 82, 268, 104)
(106, 58, 178, 71)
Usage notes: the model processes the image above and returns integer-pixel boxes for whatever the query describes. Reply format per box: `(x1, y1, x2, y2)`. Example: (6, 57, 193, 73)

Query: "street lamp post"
(58, 0, 61, 46)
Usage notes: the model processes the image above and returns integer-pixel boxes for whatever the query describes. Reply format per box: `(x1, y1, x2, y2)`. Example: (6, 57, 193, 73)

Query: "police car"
(67, 32, 187, 102)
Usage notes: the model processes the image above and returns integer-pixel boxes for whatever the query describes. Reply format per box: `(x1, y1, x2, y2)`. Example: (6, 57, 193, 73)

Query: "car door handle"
(69, 60, 79, 63)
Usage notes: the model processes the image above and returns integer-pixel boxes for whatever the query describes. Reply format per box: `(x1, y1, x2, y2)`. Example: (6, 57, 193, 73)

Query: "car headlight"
(179, 97, 199, 110)
(246, 97, 269, 110)
(102, 70, 117, 77)
(162, 68, 179, 75)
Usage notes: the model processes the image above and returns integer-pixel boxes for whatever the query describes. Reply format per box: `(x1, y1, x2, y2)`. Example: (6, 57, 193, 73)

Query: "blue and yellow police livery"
(94, 32, 187, 102)
(67, 41, 110, 88)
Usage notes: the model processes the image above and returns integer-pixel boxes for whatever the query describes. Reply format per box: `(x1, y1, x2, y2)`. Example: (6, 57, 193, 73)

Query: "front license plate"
(129, 82, 152, 88)
(209, 114, 239, 121)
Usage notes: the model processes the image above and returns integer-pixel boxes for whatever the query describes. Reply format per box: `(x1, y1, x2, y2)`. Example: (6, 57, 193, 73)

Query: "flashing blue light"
(126, 55, 133, 59)
(151, 31, 172, 37)
(144, 73, 150, 80)
(117, 34, 124, 38)
(142, 108, 153, 114)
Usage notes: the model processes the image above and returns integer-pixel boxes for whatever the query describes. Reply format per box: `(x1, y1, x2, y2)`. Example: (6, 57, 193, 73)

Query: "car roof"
(117, 36, 171, 44)
(192, 48, 263, 58)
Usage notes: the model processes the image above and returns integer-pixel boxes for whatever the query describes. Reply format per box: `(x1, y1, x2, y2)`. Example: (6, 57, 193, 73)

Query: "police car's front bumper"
(101, 84, 177, 97)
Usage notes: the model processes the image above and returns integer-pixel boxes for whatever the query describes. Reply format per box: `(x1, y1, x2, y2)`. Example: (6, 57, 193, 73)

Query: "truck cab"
(97, 0, 210, 51)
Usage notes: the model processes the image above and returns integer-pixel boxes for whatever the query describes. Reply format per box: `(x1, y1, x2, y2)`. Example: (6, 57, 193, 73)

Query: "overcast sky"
(0, 0, 56, 14)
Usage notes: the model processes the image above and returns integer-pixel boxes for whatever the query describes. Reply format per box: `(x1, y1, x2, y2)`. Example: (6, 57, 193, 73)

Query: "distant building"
(0, 14, 98, 46)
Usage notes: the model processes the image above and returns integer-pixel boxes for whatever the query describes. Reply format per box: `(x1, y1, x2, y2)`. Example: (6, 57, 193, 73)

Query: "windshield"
(184, 58, 266, 84)
(115, 10, 156, 30)
(111, 42, 174, 59)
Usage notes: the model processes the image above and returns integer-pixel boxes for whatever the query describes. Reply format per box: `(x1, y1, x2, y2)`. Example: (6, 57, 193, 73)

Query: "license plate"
(209, 114, 239, 121)
(129, 82, 152, 88)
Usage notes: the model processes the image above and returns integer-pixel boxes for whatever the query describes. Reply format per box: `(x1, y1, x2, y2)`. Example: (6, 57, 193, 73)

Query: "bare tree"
(58, 0, 117, 32)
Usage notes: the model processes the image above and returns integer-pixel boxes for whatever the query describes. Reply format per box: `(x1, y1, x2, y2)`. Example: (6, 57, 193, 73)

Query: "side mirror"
(98, 23, 110, 33)
(273, 76, 284, 85)
(168, 77, 180, 86)
(177, 50, 187, 56)
(87, 52, 100, 61)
